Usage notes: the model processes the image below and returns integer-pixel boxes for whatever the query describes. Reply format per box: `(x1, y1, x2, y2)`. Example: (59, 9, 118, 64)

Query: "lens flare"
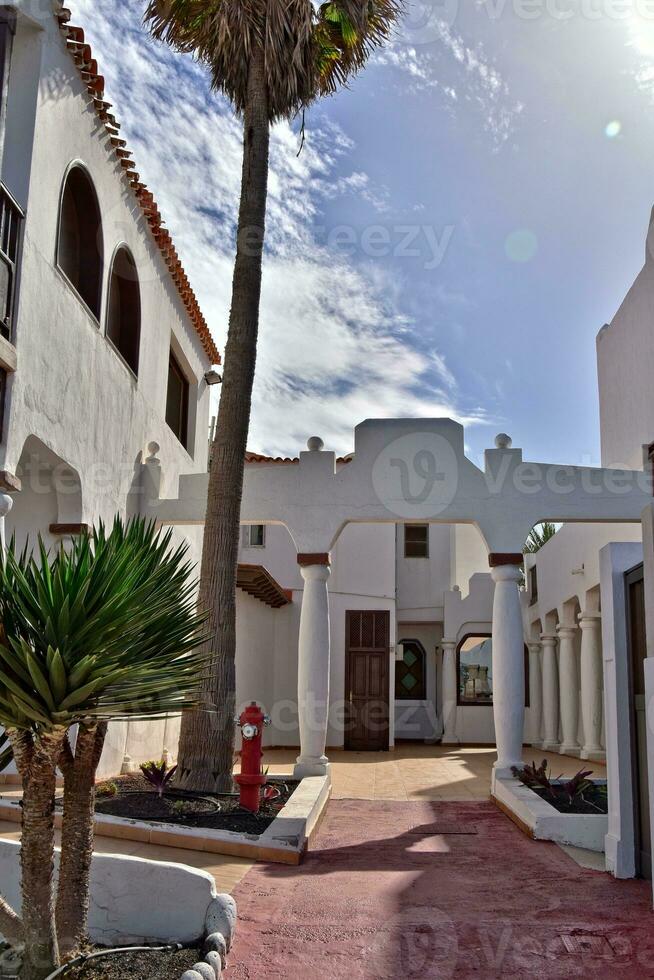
(505, 229, 538, 264)
(605, 120, 622, 139)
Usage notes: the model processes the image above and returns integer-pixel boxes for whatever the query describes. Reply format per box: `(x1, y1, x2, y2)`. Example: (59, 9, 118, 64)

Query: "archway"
(7, 435, 83, 553)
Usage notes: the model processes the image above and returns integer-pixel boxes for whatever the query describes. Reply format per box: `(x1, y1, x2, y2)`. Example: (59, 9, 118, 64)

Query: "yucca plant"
(145, 0, 403, 795)
(0, 518, 210, 979)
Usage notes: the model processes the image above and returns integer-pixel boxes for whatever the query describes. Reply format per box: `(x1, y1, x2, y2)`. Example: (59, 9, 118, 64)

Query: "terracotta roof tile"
(245, 451, 353, 465)
(55, 4, 221, 365)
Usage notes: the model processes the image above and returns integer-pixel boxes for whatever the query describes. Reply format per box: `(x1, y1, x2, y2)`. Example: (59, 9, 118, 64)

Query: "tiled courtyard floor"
(262, 743, 606, 801)
(228, 799, 654, 979)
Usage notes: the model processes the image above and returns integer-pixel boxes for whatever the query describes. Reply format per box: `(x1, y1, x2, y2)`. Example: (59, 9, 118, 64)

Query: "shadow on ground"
(228, 799, 654, 979)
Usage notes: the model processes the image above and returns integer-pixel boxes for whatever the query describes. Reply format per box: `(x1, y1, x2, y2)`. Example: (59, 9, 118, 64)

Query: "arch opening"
(107, 246, 141, 375)
(57, 165, 103, 318)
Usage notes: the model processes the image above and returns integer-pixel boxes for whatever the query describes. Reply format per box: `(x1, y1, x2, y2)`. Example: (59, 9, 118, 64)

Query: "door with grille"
(345, 610, 390, 751)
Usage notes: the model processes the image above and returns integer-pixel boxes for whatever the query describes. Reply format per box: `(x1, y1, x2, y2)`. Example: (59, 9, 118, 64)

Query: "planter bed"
(492, 775, 609, 853)
(0, 772, 332, 866)
(91, 773, 297, 836)
(65, 946, 200, 980)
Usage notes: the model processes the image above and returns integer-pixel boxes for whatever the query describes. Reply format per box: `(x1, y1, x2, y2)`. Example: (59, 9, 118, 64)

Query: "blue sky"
(73, 1, 654, 465)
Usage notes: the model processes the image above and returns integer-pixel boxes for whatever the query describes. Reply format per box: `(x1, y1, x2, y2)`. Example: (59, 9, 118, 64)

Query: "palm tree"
(145, 0, 403, 793)
(524, 521, 558, 554)
(0, 519, 208, 979)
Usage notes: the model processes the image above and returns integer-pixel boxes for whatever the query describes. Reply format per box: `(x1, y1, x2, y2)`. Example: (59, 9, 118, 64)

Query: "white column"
(294, 559, 331, 779)
(527, 641, 543, 746)
(490, 561, 525, 778)
(579, 612, 604, 761)
(540, 634, 560, 750)
(557, 624, 581, 756)
(441, 639, 459, 744)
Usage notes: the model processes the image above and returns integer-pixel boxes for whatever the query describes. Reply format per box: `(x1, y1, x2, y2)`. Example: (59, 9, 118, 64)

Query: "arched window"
(106, 246, 141, 375)
(57, 165, 103, 318)
(395, 639, 427, 700)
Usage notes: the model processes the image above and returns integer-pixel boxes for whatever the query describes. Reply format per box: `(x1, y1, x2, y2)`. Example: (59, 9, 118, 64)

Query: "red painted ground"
(228, 800, 654, 979)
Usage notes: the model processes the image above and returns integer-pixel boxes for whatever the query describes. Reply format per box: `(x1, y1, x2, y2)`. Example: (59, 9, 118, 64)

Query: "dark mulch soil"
(89, 773, 298, 835)
(65, 946, 199, 979)
(531, 782, 608, 814)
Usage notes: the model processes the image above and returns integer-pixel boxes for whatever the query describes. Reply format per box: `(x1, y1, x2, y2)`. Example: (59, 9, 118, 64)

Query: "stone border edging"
(492, 776, 608, 853)
(0, 773, 331, 866)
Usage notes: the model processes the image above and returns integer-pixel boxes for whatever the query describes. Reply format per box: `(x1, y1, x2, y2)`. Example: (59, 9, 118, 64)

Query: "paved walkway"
(262, 744, 606, 801)
(0, 744, 606, 896)
(228, 799, 654, 979)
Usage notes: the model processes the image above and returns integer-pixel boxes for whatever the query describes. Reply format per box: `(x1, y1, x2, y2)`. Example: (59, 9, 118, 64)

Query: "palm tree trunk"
(0, 895, 23, 945)
(11, 728, 64, 980)
(55, 724, 106, 957)
(175, 44, 270, 793)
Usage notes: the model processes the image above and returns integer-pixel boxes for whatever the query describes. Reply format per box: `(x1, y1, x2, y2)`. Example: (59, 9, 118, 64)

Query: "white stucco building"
(1, 0, 654, 903)
(0, 1, 220, 777)
(523, 210, 654, 883)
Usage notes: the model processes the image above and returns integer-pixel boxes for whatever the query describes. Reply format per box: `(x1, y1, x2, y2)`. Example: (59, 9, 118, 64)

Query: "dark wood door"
(626, 564, 652, 880)
(345, 610, 390, 751)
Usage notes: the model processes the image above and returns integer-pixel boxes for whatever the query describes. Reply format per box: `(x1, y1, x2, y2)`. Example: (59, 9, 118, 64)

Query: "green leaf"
(48, 649, 68, 705)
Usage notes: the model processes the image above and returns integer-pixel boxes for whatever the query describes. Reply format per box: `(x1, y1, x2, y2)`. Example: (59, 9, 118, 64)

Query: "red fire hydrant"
(235, 702, 270, 813)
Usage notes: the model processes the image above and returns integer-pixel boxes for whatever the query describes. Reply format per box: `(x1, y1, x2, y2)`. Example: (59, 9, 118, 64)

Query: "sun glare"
(627, 13, 654, 58)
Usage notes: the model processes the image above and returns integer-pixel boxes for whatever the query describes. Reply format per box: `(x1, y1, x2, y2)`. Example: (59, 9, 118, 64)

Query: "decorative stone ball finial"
(0, 492, 13, 519)
(494, 433, 513, 449)
(147, 441, 160, 461)
(307, 436, 324, 452)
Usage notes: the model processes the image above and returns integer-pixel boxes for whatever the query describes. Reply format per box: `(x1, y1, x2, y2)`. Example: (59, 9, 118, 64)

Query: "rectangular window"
(457, 635, 530, 707)
(0, 185, 23, 342)
(404, 524, 429, 558)
(529, 565, 538, 606)
(165, 350, 189, 450)
(244, 525, 266, 548)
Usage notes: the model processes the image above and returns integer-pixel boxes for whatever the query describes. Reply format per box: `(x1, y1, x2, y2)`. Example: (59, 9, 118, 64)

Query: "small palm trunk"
(56, 725, 106, 957)
(17, 730, 64, 980)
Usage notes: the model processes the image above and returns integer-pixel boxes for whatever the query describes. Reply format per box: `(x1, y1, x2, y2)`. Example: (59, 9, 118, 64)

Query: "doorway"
(345, 610, 390, 751)
(626, 563, 652, 879)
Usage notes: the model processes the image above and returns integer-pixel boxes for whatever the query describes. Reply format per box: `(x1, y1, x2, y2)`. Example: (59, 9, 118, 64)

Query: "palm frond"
(524, 522, 558, 554)
(144, 0, 404, 121)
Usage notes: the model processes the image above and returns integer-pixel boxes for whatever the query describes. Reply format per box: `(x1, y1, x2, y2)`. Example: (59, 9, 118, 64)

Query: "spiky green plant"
(0, 518, 210, 979)
(145, 0, 403, 796)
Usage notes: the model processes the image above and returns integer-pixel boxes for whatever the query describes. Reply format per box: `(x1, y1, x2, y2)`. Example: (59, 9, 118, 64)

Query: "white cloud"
(69, 0, 487, 455)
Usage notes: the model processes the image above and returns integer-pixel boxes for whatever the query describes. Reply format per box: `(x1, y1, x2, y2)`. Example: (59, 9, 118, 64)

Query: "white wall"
(453, 524, 489, 595)
(0, 8, 214, 780)
(597, 212, 654, 470)
(525, 523, 641, 629)
(396, 524, 453, 621)
(2, 7, 213, 517)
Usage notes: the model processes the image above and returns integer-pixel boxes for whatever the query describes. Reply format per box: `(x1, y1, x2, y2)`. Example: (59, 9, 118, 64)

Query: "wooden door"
(626, 564, 652, 880)
(345, 610, 390, 751)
